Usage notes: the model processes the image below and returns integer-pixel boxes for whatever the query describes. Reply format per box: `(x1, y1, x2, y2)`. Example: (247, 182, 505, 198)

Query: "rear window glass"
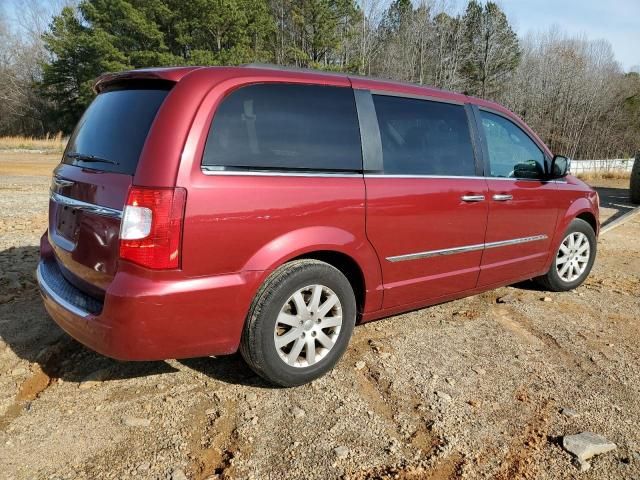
(373, 95, 476, 176)
(202, 84, 362, 172)
(63, 88, 170, 175)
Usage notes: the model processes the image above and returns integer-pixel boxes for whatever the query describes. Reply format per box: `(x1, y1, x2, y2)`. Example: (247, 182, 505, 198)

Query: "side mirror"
(550, 155, 570, 178)
(513, 161, 543, 179)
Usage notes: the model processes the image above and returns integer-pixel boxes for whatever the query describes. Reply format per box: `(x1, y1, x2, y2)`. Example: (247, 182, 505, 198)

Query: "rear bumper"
(38, 234, 263, 361)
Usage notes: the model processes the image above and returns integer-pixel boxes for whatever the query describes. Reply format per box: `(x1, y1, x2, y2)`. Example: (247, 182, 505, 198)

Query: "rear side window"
(373, 95, 476, 176)
(202, 84, 362, 172)
(64, 88, 170, 175)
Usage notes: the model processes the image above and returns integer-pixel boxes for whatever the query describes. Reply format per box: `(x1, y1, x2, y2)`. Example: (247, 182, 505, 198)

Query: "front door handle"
(461, 194, 486, 202)
(492, 194, 513, 201)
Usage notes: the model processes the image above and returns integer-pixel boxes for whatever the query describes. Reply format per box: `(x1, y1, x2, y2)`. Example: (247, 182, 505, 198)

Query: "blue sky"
(496, 0, 639, 71)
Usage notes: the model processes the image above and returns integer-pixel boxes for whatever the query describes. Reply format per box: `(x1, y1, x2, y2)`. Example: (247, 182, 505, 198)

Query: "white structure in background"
(570, 158, 634, 174)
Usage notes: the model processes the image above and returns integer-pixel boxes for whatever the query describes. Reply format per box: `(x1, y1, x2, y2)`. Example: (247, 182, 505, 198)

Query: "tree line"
(1, 0, 638, 159)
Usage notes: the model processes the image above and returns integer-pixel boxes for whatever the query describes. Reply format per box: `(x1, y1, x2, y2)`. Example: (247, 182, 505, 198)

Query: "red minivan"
(37, 65, 599, 386)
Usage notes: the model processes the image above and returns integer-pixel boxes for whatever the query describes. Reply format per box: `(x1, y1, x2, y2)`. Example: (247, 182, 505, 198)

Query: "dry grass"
(576, 170, 631, 181)
(0, 152, 60, 176)
(0, 133, 66, 153)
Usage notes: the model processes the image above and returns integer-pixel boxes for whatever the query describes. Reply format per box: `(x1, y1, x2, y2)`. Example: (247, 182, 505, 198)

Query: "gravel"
(122, 417, 152, 428)
(291, 407, 306, 419)
(333, 446, 349, 459)
(560, 407, 579, 418)
(171, 468, 188, 480)
(1, 154, 639, 479)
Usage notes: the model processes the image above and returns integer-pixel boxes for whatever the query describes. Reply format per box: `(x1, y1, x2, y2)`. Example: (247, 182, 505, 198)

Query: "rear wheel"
(240, 260, 356, 387)
(536, 218, 596, 291)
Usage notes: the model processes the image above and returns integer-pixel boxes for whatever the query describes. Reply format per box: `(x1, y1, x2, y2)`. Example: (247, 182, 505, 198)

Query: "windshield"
(63, 88, 170, 175)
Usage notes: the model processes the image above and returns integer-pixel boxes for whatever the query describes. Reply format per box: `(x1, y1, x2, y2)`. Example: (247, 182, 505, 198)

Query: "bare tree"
(500, 28, 628, 159)
(0, 0, 75, 135)
(355, 0, 384, 75)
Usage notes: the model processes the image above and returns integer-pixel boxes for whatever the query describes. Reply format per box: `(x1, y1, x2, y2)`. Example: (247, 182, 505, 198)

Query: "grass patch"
(0, 133, 67, 153)
(576, 170, 631, 181)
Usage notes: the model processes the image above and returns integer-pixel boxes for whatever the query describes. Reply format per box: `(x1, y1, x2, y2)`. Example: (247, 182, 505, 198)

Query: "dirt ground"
(1, 152, 639, 480)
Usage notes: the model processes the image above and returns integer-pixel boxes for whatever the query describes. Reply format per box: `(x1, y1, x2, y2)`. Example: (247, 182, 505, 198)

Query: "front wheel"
(536, 218, 597, 291)
(240, 259, 356, 387)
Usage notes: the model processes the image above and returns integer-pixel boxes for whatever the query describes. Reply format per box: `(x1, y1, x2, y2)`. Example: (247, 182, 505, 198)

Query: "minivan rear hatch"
(49, 84, 171, 299)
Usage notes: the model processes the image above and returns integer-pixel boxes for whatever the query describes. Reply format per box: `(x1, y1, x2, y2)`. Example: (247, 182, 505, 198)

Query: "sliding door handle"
(461, 194, 486, 202)
(492, 194, 513, 201)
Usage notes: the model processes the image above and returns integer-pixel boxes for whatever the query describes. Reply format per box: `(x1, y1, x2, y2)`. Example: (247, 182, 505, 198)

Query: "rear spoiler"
(93, 67, 203, 93)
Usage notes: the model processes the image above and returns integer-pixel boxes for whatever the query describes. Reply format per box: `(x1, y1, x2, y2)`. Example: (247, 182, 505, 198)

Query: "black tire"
(240, 259, 356, 387)
(536, 218, 597, 292)
(631, 154, 640, 205)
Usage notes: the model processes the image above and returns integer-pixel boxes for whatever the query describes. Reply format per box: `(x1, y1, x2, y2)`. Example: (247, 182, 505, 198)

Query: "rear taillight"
(119, 187, 187, 269)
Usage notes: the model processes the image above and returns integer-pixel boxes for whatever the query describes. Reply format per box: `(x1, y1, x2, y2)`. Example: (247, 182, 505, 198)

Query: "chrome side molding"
(387, 242, 486, 262)
(387, 234, 548, 262)
(50, 192, 122, 220)
(483, 234, 548, 250)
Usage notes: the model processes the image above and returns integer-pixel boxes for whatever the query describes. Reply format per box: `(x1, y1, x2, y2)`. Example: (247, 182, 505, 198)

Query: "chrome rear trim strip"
(200, 169, 566, 182)
(201, 169, 362, 178)
(50, 192, 122, 219)
(365, 174, 484, 180)
(386, 234, 548, 262)
(36, 262, 91, 318)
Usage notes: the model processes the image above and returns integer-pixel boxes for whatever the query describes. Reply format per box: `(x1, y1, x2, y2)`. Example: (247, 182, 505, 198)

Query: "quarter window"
(372, 95, 476, 176)
(202, 84, 362, 172)
(480, 111, 545, 179)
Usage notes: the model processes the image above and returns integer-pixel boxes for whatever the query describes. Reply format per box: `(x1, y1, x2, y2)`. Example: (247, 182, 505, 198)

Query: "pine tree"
(374, 0, 415, 82)
(40, 0, 275, 133)
(168, 0, 275, 65)
(433, 12, 464, 90)
(41, 7, 129, 133)
(461, 0, 520, 98)
(379, 0, 412, 37)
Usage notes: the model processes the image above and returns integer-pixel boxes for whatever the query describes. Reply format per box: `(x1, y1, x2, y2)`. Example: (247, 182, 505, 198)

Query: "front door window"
(480, 111, 545, 179)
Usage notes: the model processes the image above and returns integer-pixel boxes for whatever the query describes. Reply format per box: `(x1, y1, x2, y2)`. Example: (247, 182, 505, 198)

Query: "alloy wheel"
(556, 232, 590, 282)
(274, 284, 343, 368)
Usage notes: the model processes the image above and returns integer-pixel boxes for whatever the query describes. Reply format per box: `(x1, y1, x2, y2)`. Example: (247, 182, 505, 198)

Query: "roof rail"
(241, 63, 466, 98)
(241, 63, 350, 78)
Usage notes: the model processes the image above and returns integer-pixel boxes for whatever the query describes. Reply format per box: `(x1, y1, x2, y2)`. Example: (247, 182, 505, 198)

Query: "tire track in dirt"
(350, 328, 441, 454)
(0, 339, 74, 430)
(0, 365, 51, 430)
(348, 330, 466, 479)
(491, 305, 594, 374)
(187, 398, 245, 480)
(347, 452, 464, 480)
(494, 399, 554, 480)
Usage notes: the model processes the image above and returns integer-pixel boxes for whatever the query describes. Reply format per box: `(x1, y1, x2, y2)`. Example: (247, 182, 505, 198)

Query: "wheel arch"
(546, 200, 599, 271)
(243, 226, 384, 314)
(576, 211, 598, 235)
(289, 250, 367, 320)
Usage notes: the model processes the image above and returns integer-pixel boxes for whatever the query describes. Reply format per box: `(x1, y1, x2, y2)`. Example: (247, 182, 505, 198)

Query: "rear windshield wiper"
(66, 152, 119, 165)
